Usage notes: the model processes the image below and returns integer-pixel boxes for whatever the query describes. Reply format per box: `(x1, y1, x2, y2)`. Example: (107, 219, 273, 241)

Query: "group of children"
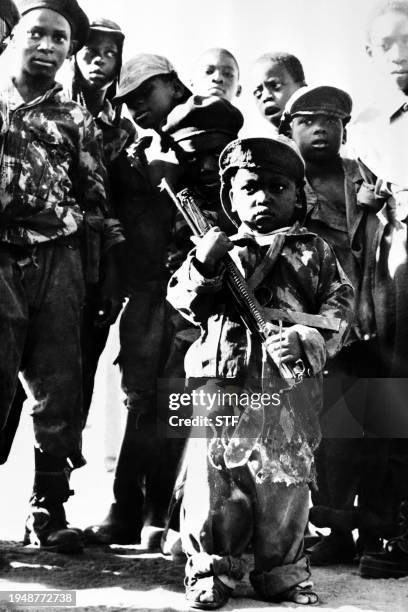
(0, 0, 408, 608)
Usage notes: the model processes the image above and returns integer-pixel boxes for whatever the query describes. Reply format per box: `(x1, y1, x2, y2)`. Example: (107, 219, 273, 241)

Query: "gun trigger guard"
(293, 359, 306, 383)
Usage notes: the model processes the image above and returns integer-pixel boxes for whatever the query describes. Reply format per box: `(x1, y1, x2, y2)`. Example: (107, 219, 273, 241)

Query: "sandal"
(280, 581, 319, 605)
(185, 575, 233, 610)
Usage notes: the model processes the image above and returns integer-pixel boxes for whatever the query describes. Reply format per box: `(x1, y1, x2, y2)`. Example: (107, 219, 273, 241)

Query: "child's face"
(367, 10, 408, 94)
(15, 9, 71, 80)
(252, 60, 300, 126)
(290, 114, 343, 162)
(124, 75, 181, 130)
(76, 31, 120, 92)
(180, 133, 232, 192)
(229, 167, 300, 233)
(191, 50, 240, 102)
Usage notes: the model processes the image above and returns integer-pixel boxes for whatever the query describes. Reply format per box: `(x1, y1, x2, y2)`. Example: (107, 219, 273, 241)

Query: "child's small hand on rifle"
(191, 226, 233, 276)
(264, 324, 303, 364)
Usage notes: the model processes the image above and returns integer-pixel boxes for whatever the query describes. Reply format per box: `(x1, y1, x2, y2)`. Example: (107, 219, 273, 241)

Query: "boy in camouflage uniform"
(167, 137, 353, 608)
(0, 0, 111, 552)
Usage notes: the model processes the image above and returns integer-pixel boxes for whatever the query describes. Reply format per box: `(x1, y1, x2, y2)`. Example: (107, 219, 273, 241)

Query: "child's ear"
(67, 40, 76, 59)
(172, 79, 184, 100)
(235, 84, 242, 98)
(295, 187, 303, 209)
(342, 126, 348, 145)
(229, 187, 236, 211)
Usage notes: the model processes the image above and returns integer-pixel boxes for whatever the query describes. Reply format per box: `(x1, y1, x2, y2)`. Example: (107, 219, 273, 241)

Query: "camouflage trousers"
(181, 395, 311, 600)
(0, 241, 84, 462)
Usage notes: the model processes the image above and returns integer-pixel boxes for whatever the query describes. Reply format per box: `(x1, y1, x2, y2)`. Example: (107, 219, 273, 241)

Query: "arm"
(77, 111, 125, 324)
(167, 227, 232, 327)
(267, 238, 354, 375)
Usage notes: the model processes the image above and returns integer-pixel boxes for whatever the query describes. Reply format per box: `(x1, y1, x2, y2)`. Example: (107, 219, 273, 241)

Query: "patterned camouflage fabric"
(95, 98, 136, 165)
(0, 80, 107, 245)
(168, 223, 354, 484)
(168, 223, 353, 599)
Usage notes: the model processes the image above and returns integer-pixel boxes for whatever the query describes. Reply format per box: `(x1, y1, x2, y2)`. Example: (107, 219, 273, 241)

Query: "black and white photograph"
(0, 0, 408, 610)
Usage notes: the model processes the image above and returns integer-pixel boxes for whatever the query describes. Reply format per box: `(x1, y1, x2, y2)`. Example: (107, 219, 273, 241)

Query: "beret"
(19, 0, 89, 50)
(162, 95, 243, 142)
(115, 53, 185, 102)
(219, 137, 305, 226)
(0, 0, 19, 33)
(280, 85, 353, 135)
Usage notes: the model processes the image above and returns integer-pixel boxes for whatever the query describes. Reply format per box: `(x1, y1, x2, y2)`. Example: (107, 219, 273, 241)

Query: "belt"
(0, 234, 80, 257)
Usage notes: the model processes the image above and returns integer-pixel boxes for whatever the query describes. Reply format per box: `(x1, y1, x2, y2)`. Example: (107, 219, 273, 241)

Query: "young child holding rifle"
(167, 137, 354, 608)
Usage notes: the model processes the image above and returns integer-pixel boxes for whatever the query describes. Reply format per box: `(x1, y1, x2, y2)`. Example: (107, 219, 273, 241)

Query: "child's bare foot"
(283, 581, 319, 605)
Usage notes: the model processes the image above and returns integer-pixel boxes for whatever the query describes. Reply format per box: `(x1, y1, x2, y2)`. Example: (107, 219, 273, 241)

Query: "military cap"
(0, 0, 19, 34)
(279, 85, 353, 135)
(162, 95, 243, 143)
(89, 17, 124, 41)
(219, 137, 305, 226)
(19, 0, 89, 50)
(114, 53, 188, 102)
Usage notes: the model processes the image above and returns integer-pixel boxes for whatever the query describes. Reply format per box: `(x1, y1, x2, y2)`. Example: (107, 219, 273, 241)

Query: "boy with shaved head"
(251, 51, 306, 130)
(190, 47, 241, 102)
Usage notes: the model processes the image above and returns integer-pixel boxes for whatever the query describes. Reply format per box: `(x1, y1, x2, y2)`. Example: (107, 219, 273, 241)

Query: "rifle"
(161, 179, 341, 389)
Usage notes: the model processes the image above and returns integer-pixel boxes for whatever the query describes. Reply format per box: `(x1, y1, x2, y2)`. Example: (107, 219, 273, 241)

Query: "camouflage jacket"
(94, 99, 134, 256)
(95, 98, 136, 166)
(168, 223, 353, 378)
(0, 81, 108, 245)
(167, 224, 354, 485)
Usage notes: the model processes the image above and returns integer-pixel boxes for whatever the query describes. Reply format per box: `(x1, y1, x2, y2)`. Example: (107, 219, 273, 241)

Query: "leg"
(181, 386, 253, 609)
(0, 250, 27, 433)
(85, 285, 169, 544)
(250, 481, 316, 604)
(81, 288, 111, 428)
(22, 245, 85, 462)
(0, 379, 27, 464)
(20, 245, 85, 551)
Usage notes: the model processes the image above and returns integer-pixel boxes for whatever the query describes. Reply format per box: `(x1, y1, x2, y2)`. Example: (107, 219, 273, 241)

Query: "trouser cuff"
(250, 555, 310, 600)
(186, 553, 246, 581)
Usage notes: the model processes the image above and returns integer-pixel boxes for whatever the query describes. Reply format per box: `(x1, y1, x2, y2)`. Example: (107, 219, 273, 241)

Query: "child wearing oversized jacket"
(167, 137, 354, 609)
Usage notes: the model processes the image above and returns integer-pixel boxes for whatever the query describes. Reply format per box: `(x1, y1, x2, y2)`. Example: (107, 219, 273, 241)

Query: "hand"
(192, 227, 233, 275)
(264, 324, 303, 364)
